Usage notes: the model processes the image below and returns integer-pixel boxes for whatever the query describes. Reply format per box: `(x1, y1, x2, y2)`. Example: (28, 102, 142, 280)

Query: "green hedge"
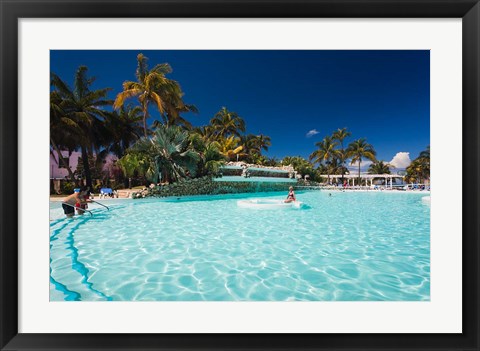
(133, 177, 296, 198)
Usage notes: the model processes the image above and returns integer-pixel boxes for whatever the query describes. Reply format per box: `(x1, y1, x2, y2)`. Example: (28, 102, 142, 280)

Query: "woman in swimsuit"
(284, 186, 296, 203)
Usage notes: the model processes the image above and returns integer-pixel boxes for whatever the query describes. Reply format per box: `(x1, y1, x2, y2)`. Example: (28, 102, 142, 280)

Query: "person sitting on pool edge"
(62, 186, 90, 218)
(284, 186, 296, 203)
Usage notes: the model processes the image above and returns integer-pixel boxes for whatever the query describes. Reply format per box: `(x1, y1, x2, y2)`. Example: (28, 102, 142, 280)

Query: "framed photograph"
(1, 0, 478, 350)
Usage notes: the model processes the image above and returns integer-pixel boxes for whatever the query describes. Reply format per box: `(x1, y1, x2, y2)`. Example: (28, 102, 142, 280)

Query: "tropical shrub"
(61, 181, 76, 195)
(128, 124, 200, 183)
(404, 146, 430, 183)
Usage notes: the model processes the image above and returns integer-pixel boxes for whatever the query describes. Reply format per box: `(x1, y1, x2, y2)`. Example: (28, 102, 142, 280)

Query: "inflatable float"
(237, 199, 304, 209)
(421, 196, 431, 205)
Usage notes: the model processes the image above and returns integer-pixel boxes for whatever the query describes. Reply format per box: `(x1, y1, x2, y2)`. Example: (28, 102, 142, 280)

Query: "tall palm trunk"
(340, 142, 345, 183)
(81, 145, 93, 189)
(358, 160, 361, 186)
(50, 138, 75, 180)
(143, 110, 148, 138)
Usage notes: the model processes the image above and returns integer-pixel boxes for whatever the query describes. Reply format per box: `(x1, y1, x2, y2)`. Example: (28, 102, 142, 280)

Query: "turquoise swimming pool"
(49, 190, 430, 301)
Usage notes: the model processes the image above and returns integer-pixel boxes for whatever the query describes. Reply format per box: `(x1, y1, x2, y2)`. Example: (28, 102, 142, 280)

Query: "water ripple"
(50, 191, 430, 301)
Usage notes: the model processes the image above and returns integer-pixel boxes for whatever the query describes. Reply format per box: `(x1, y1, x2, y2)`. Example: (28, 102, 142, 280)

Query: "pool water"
(213, 176, 296, 182)
(49, 190, 430, 301)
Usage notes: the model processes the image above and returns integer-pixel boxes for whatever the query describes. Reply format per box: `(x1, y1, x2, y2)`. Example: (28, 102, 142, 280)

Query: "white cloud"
(306, 129, 319, 138)
(389, 152, 411, 169)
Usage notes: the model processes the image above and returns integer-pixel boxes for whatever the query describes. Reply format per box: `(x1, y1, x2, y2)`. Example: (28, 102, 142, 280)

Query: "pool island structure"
(129, 162, 425, 199)
(50, 50, 430, 301)
(130, 162, 298, 199)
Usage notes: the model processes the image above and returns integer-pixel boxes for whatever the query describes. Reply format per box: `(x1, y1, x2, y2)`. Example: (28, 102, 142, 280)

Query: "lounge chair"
(100, 188, 113, 199)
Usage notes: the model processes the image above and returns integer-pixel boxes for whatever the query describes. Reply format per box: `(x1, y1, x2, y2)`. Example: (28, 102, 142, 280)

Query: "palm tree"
(419, 145, 430, 160)
(405, 158, 430, 184)
(130, 124, 200, 183)
(239, 134, 257, 160)
(210, 107, 246, 138)
(418, 146, 430, 182)
(51, 66, 112, 188)
(368, 160, 392, 175)
(186, 134, 226, 177)
(346, 138, 377, 184)
(117, 153, 147, 188)
(309, 136, 339, 183)
(281, 156, 316, 181)
(202, 142, 226, 176)
(263, 156, 280, 167)
(332, 127, 351, 182)
(368, 161, 392, 185)
(159, 80, 198, 129)
(405, 146, 430, 183)
(50, 90, 78, 180)
(113, 53, 173, 137)
(239, 134, 271, 163)
(217, 136, 245, 161)
(252, 134, 272, 154)
(193, 125, 216, 144)
(281, 156, 306, 168)
(105, 104, 143, 158)
(325, 158, 346, 176)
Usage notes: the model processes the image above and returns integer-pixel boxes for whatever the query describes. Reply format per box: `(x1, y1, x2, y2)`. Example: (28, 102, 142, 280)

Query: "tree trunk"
(143, 110, 148, 138)
(81, 145, 93, 189)
(50, 138, 75, 180)
(358, 161, 361, 186)
(340, 144, 345, 183)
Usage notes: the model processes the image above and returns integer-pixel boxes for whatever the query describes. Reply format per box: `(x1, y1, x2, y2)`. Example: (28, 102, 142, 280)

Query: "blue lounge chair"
(100, 188, 113, 198)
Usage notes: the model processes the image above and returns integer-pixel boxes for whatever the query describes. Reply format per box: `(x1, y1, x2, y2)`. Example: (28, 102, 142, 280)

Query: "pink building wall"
(50, 150, 118, 179)
(50, 150, 81, 179)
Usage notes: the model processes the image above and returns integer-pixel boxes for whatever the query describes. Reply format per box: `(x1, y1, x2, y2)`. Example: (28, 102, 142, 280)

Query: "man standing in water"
(62, 186, 90, 218)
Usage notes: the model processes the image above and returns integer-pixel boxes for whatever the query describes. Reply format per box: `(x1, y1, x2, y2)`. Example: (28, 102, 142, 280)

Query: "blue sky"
(51, 50, 429, 168)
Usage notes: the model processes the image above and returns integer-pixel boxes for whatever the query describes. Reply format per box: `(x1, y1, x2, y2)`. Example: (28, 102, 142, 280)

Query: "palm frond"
(51, 74, 75, 100)
(150, 91, 165, 114)
(151, 62, 172, 75)
(135, 53, 148, 83)
(123, 81, 143, 91)
(73, 66, 90, 99)
(113, 89, 142, 110)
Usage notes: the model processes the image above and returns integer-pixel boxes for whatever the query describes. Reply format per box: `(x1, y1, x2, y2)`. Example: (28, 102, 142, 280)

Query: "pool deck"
(50, 191, 133, 202)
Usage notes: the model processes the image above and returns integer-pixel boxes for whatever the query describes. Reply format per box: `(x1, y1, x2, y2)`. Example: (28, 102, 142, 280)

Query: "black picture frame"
(1, 0, 478, 350)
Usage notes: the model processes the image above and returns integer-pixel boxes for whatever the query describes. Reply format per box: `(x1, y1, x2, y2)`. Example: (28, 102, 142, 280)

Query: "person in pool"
(284, 186, 296, 203)
(75, 188, 91, 215)
(62, 186, 90, 218)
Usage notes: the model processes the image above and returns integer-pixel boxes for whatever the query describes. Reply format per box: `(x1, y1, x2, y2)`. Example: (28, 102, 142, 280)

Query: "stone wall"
(133, 176, 296, 198)
(246, 169, 290, 178)
(220, 168, 290, 178)
(220, 168, 242, 176)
